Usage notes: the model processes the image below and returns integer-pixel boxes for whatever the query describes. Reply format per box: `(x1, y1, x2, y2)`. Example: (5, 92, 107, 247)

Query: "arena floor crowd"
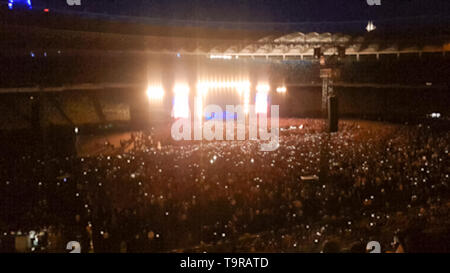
(0, 118, 449, 252)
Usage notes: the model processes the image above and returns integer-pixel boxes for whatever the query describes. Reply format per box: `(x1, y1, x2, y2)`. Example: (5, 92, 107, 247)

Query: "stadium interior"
(0, 1, 449, 254)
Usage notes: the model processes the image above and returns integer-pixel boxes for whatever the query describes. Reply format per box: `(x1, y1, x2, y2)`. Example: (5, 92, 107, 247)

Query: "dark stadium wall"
(0, 85, 447, 133)
(281, 86, 449, 121)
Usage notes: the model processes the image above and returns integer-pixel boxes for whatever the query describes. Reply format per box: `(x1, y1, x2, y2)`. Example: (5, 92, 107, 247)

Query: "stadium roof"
(1, 7, 449, 59)
(205, 31, 449, 59)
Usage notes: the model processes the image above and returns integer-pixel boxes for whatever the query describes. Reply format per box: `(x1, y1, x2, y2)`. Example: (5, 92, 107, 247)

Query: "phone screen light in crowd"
(430, 113, 441, 118)
(366, 21, 376, 32)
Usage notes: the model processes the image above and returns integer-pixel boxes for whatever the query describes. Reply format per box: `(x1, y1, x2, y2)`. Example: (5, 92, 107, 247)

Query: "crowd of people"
(0, 118, 448, 253)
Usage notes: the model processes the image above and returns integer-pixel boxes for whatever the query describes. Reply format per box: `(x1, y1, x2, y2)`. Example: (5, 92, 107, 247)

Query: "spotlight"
(196, 80, 251, 114)
(173, 84, 190, 119)
(174, 84, 189, 95)
(276, 86, 287, 93)
(146, 86, 165, 102)
(255, 84, 270, 114)
(256, 84, 270, 93)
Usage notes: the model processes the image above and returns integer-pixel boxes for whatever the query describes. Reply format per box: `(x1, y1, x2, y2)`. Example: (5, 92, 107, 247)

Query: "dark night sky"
(13, 0, 450, 22)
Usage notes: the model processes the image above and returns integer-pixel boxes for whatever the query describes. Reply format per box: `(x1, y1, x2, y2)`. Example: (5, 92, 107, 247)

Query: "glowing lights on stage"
(167, 79, 277, 118)
(197, 81, 250, 90)
(276, 86, 287, 94)
(196, 80, 251, 116)
(243, 87, 250, 114)
(255, 84, 270, 114)
(195, 95, 203, 119)
(146, 86, 165, 102)
(255, 92, 268, 114)
(256, 84, 270, 93)
(209, 55, 233, 60)
(173, 84, 190, 119)
(174, 84, 190, 95)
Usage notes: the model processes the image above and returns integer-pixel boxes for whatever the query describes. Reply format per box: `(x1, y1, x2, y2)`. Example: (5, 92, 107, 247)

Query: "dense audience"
(0, 118, 448, 253)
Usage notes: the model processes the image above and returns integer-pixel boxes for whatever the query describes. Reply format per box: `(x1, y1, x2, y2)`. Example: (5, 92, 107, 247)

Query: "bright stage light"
(256, 84, 270, 93)
(195, 95, 203, 119)
(174, 84, 190, 95)
(195, 83, 208, 119)
(209, 55, 232, 60)
(243, 88, 250, 114)
(173, 84, 190, 119)
(255, 84, 270, 114)
(276, 86, 287, 93)
(240, 82, 251, 115)
(198, 81, 250, 89)
(146, 86, 165, 102)
(255, 92, 268, 114)
(196, 80, 251, 115)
